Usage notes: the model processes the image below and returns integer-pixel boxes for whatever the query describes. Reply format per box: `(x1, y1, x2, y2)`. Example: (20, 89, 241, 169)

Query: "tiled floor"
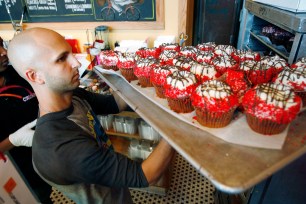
(50, 153, 215, 204)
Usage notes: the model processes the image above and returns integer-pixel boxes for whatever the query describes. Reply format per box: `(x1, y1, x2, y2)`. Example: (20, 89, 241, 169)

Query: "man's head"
(7, 27, 81, 94)
(0, 36, 9, 73)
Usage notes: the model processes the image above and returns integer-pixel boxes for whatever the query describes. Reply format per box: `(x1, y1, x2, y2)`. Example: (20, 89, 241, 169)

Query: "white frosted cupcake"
(164, 70, 198, 113)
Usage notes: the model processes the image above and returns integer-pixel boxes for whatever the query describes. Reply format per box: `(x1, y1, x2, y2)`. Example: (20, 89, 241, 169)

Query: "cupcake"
(260, 55, 288, 77)
(231, 50, 261, 62)
(195, 50, 215, 64)
(274, 66, 306, 106)
(238, 60, 257, 75)
(247, 60, 275, 86)
(214, 45, 236, 56)
(164, 70, 198, 113)
(221, 69, 251, 100)
(196, 42, 216, 52)
(190, 61, 219, 83)
(191, 80, 239, 128)
(242, 83, 302, 135)
(172, 56, 195, 71)
(159, 50, 179, 66)
(211, 55, 239, 75)
(291, 57, 306, 68)
(117, 52, 138, 82)
(135, 47, 161, 59)
(150, 65, 179, 98)
(98, 50, 119, 71)
(179, 46, 198, 59)
(159, 43, 180, 52)
(134, 57, 159, 87)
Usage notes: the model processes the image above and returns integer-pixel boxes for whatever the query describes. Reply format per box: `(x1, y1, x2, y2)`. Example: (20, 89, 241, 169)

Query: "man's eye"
(57, 55, 67, 62)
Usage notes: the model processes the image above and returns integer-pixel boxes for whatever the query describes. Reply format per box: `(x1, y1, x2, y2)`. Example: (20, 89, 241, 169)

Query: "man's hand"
(9, 119, 37, 147)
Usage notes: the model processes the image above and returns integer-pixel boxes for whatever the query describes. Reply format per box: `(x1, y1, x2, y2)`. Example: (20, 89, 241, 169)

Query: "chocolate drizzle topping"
(190, 62, 216, 75)
(277, 66, 306, 82)
(180, 46, 198, 54)
(196, 42, 216, 50)
(159, 50, 179, 59)
(214, 45, 236, 55)
(212, 55, 237, 66)
(137, 57, 159, 67)
(255, 83, 294, 108)
(239, 60, 257, 71)
(197, 80, 233, 99)
(173, 56, 195, 67)
(196, 50, 214, 58)
(167, 71, 197, 88)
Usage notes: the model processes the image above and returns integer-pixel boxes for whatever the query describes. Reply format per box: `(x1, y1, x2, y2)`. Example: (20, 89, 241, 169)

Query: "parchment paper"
(95, 66, 290, 149)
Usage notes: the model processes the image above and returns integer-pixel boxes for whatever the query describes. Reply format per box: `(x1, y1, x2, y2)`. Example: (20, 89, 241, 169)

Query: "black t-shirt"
(33, 88, 148, 203)
(0, 66, 52, 203)
(0, 66, 38, 138)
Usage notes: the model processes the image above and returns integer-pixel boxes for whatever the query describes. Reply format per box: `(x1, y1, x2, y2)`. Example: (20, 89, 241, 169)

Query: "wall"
(0, 0, 179, 50)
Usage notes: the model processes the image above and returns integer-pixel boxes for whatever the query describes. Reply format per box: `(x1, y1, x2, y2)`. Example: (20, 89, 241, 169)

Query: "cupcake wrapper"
(153, 83, 166, 98)
(166, 97, 194, 113)
(195, 108, 235, 128)
(120, 68, 138, 82)
(102, 65, 118, 71)
(138, 76, 153, 88)
(246, 113, 288, 135)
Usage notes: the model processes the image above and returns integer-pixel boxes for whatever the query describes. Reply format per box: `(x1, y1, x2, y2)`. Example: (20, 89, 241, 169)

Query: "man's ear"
(25, 69, 45, 84)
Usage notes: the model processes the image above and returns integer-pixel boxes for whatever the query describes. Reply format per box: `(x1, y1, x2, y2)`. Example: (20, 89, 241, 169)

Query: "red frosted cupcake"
(98, 50, 119, 71)
(247, 61, 275, 86)
(211, 55, 239, 75)
(159, 50, 179, 66)
(231, 50, 261, 62)
(196, 42, 216, 52)
(172, 56, 195, 71)
(135, 47, 161, 59)
(242, 83, 302, 135)
(221, 69, 251, 100)
(274, 66, 306, 106)
(164, 70, 198, 113)
(117, 52, 137, 82)
(195, 50, 215, 64)
(134, 57, 159, 87)
(191, 80, 239, 128)
(260, 55, 288, 77)
(190, 61, 219, 83)
(179, 46, 198, 59)
(150, 65, 179, 98)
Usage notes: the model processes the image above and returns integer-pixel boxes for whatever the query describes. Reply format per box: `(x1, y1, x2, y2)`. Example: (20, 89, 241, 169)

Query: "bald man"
(8, 28, 175, 204)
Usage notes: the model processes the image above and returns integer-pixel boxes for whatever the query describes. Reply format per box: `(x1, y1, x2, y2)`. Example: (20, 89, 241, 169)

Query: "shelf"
(106, 129, 140, 140)
(94, 68, 306, 194)
(238, 0, 306, 64)
(245, 0, 306, 33)
(249, 31, 289, 59)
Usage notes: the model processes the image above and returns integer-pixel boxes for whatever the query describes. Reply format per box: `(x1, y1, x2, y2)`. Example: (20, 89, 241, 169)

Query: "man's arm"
(141, 138, 175, 184)
(111, 89, 128, 112)
(0, 138, 14, 152)
(0, 119, 36, 152)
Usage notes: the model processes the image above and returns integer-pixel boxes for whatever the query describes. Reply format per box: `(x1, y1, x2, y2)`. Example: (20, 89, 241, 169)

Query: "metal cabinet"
(237, 0, 306, 64)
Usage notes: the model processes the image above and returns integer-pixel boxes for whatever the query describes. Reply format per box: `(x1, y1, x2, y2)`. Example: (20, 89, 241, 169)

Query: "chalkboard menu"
(0, 0, 156, 23)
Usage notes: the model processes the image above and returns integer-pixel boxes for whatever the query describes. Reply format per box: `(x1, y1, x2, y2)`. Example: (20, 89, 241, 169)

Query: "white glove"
(9, 119, 37, 147)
